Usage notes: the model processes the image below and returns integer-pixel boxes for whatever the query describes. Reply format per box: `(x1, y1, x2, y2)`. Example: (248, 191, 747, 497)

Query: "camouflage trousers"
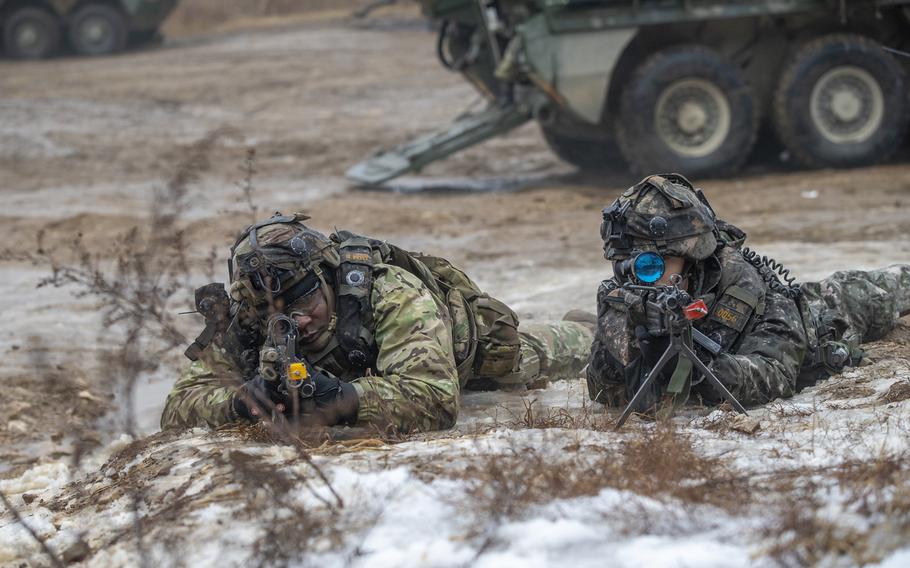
(474, 321, 594, 389)
(801, 264, 910, 348)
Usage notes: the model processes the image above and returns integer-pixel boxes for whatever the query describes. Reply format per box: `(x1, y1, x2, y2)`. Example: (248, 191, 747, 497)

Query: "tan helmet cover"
(229, 213, 339, 308)
(604, 173, 718, 262)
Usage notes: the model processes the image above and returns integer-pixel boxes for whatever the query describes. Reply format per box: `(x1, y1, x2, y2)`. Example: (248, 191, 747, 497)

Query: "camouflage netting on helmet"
(229, 213, 339, 309)
(601, 173, 718, 261)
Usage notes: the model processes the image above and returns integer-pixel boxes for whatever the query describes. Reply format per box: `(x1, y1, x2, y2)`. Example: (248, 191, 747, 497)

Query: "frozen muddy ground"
(1, 4, 909, 567)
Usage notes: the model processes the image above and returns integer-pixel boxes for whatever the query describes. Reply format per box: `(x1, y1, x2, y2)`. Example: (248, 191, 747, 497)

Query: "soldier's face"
(290, 288, 331, 344)
(656, 256, 687, 286)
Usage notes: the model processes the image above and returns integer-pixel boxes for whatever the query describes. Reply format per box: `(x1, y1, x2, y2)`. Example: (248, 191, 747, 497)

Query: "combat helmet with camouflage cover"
(600, 173, 718, 262)
(229, 212, 340, 311)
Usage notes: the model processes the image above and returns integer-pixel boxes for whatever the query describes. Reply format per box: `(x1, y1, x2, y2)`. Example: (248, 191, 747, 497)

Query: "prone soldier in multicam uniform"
(161, 213, 593, 434)
(587, 174, 910, 413)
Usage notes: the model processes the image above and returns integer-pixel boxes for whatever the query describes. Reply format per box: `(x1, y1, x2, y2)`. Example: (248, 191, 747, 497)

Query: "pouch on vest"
(471, 295, 521, 377)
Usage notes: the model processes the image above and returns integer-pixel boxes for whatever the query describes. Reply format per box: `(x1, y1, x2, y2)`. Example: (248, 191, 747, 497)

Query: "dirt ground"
(1, 3, 909, 475)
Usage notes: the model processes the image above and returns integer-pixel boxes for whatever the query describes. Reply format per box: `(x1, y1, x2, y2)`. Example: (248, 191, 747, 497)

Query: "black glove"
(635, 325, 670, 367)
(627, 291, 666, 334)
(302, 372, 360, 427)
(628, 290, 671, 366)
(233, 375, 291, 421)
(643, 297, 669, 338)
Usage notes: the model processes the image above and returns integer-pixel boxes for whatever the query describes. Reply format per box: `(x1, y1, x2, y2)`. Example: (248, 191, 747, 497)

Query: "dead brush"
(505, 396, 614, 431)
(458, 421, 748, 534)
(0, 129, 233, 567)
(763, 453, 910, 567)
(615, 422, 748, 509)
(214, 449, 345, 568)
(879, 379, 910, 404)
(0, 129, 346, 566)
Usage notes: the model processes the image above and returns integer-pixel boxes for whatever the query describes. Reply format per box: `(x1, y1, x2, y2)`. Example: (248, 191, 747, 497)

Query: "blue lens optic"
(634, 252, 665, 284)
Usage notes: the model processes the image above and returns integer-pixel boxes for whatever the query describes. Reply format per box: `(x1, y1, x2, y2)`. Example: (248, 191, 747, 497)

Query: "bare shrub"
(236, 147, 260, 224)
(216, 449, 344, 568)
(502, 397, 613, 431)
(0, 130, 347, 565)
(0, 130, 232, 567)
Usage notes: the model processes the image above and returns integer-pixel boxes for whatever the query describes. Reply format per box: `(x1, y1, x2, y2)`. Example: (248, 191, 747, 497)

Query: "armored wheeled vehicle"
(348, 0, 910, 185)
(1, 0, 178, 59)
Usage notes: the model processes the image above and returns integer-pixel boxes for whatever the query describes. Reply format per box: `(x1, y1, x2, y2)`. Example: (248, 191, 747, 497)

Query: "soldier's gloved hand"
(636, 325, 671, 368)
(642, 297, 669, 338)
(233, 375, 290, 421)
(626, 291, 666, 335)
(299, 371, 360, 427)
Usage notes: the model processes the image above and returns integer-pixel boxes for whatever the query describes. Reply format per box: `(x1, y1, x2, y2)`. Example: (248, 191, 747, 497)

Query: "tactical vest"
(703, 223, 857, 391)
(310, 231, 522, 388)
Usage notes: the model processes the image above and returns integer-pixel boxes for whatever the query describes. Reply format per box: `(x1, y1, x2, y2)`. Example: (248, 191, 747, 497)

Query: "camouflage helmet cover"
(601, 173, 718, 261)
(229, 213, 340, 308)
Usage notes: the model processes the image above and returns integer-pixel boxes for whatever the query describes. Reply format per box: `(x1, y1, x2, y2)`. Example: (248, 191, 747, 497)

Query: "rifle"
(605, 274, 749, 429)
(260, 313, 316, 420)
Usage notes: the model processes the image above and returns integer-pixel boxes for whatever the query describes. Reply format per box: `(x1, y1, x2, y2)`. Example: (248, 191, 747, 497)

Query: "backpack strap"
(332, 231, 378, 370)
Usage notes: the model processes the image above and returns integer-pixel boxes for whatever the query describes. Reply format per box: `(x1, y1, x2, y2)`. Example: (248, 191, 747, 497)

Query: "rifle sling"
(667, 357, 691, 394)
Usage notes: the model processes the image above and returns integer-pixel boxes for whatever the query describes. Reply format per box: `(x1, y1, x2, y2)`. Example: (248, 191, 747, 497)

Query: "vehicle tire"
(772, 34, 908, 169)
(540, 126, 621, 170)
(2, 7, 60, 60)
(616, 45, 758, 178)
(68, 4, 127, 56)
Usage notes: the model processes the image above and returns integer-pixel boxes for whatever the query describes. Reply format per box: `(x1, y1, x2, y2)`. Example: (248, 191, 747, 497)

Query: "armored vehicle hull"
(1, 0, 178, 59)
(349, 0, 910, 185)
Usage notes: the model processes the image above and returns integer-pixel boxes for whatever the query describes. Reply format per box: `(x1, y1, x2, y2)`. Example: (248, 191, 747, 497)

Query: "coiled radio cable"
(741, 247, 802, 299)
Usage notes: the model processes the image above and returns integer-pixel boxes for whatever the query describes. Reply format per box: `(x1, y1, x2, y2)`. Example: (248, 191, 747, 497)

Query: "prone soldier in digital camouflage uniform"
(587, 174, 910, 412)
(161, 213, 593, 433)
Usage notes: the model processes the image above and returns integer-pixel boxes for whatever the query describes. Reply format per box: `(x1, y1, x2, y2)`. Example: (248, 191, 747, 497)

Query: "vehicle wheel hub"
(82, 17, 110, 45)
(810, 66, 884, 143)
(655, 79, 731, 158)
(677, 101, 708, 134)
(831, 91, 861, 121)
(16, 24, 40, 48)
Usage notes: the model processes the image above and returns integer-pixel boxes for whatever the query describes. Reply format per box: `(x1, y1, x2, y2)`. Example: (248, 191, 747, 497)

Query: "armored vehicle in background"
(1, 0, 178, 59)
(348, 0, 910, 185)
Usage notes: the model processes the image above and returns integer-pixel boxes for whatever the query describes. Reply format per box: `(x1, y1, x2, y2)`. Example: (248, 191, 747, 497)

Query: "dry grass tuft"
(764, 454, 910, 566)
(822, 383, 877, 400)
(506, 397, 614, 431)
(615, 423, 748, 508)
(459, 422, 746, 529)
(879, 381, 910, 404)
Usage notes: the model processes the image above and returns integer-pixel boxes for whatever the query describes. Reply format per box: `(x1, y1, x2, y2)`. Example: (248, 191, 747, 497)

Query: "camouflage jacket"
(586, 246, 808, 407)
(161, 264, 460, 433)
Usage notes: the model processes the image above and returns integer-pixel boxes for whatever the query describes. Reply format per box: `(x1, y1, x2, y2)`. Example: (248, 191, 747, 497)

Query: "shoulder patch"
(709, 295, 752, 332)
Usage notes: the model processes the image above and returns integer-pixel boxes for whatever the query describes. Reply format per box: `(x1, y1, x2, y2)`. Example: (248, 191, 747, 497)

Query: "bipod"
(615, 321, 748, 429)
